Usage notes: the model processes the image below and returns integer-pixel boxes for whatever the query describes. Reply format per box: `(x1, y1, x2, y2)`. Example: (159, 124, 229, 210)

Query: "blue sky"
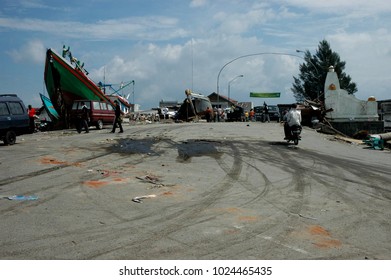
(1, 0, 390, 110)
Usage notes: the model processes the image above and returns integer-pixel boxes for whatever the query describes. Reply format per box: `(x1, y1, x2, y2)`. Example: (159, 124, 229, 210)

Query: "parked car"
(254, 105, 280, 122)
(0, 94, 30, 145)
(70, 100, 115, 130)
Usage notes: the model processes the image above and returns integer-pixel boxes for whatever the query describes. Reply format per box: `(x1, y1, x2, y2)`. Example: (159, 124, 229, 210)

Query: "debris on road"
(290, 212, 318, 220)
(334, 135, 364, 145)
(363, 132, 391, 150)
(4, 195, 38, 201)
(136, 175, 163, 186)
(132, 194, 157, 203)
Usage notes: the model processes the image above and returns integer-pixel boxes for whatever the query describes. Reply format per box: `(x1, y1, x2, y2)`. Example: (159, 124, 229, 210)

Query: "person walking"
(78, 101, 89, 133)
(249, 108, 255, 121)
(111, 100, 124, 133)
(263, 102, 270, 122)
(205, 107, 212, 122)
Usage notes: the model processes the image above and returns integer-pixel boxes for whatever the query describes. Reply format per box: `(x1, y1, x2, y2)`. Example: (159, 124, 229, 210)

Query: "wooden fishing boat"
(44, 46, 114, 126)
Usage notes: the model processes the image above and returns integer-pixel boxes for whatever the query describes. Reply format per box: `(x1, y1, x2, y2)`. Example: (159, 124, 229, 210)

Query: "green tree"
(292, 40, 357, 102)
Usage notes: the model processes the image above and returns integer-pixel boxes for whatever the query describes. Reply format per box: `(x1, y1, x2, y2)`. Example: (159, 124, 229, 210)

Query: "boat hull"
(176, 94, 213, 121)
(44, 48, 112, 124)
(39, 93, 60, 120)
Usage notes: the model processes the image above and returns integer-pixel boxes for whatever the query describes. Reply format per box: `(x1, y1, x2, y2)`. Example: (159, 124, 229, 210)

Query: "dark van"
(0, 94, 30, 145)
(70, 100, 115, 130)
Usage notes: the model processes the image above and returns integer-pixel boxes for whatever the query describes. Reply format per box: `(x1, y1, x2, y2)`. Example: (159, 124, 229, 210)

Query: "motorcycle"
(285, 124, 302, 145)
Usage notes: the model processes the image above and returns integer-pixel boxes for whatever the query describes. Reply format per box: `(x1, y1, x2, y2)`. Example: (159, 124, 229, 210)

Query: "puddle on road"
(176, 139, 222, 163)
(108, 138, 222, 163)
(110, 138, 159, 155)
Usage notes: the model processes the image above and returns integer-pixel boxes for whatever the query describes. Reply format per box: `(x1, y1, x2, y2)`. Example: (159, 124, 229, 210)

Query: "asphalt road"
(0, 121, 390, 259)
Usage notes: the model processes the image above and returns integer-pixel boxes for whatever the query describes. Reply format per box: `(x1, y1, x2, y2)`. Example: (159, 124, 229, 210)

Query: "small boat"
(175, 89, 214, 121)
(39, 93, 60, 120)
(44, 46, 115, 127)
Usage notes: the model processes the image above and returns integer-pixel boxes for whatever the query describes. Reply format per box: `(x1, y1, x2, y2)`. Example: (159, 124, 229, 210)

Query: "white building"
(324, 66, 378, 122)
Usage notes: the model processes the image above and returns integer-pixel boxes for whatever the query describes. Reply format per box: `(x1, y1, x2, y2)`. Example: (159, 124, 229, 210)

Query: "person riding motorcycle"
(284, 103, 302, 140)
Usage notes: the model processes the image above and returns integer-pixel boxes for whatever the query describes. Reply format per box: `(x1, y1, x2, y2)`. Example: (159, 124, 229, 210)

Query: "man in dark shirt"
(79, 102, 89, 133)
(111, 100, 124, 133)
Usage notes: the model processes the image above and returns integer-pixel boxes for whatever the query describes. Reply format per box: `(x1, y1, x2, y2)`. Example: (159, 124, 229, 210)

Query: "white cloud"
(213, 7, 276, 34)
(190, 0, 208, 8)
(284, 0, 391, 14)
(0, 16, 187, 41)
(85, 33, 304, 110)
(327, 29, 391, 100)
(7, 39, 45, 64)
(19, 0, 51, 9)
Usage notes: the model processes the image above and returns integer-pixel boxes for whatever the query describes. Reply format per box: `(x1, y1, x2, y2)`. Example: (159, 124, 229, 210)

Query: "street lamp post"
(216, 52, 309, 105)
(228, 75, 244, 103)
(216, 51, 324, 109)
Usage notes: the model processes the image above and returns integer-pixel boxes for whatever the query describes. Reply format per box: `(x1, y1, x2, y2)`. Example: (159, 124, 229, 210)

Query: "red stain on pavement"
(313, 239, 342, 248)
(226, 207, 241, 213)
(309, 225, 331, 236)
(40, 157, 66, 165)
(113, 178, 126, 182)
(84, 181, 109, 188)
(162, 191, 174, 196)
(39, 156, 83, 167)
(307, 225, 342, 249)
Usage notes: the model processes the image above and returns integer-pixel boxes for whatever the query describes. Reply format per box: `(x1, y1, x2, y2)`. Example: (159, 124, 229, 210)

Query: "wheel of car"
(4, 130, 16, 145)
(96, 120, 103, 130)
